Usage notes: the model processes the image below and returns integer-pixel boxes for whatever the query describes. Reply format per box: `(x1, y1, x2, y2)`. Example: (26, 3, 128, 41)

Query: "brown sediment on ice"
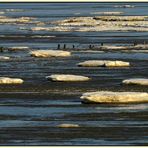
(81, 91, 148, 104)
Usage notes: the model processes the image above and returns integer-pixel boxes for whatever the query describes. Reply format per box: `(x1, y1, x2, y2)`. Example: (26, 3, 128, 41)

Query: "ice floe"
(30, 35, 55, 38)
(0, 56, 10, 60)
(0, 77, 24, 84)
(8, 46, 30, 51)
(90, 11, 123, 15)
(114, 5, 135, 8)
(122, 50, 148, 53)
(46, 74, 90, 82)
(105, 61, 130, 67)
(134, 44, 148, 49)
(78, 60, 130, 67)
(100, 45, 128, 50)
(94, 16, 147, 21)
(0, 16, 36, 24)
(30, 50, 71, 58)
(81, 91, 148, 103)
(5, 9, 25, 12)
(0, 12, 5, 14)
(57, 124, 80, 128)
(122, 78, 148, 86)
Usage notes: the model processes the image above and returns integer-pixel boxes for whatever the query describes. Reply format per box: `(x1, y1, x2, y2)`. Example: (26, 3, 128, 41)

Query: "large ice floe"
(122, 78, 148, 86)
(0, 77, 24, 84)
(30, 50, 71, 58)
(46, 74, 90, 82)
(30, 16, 148, 32)
(78, 60, 130, 67)
(81, 91, 148, 104)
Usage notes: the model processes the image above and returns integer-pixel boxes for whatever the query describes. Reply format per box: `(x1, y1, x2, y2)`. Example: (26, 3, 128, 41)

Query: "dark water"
(0, 2, 148, 146)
